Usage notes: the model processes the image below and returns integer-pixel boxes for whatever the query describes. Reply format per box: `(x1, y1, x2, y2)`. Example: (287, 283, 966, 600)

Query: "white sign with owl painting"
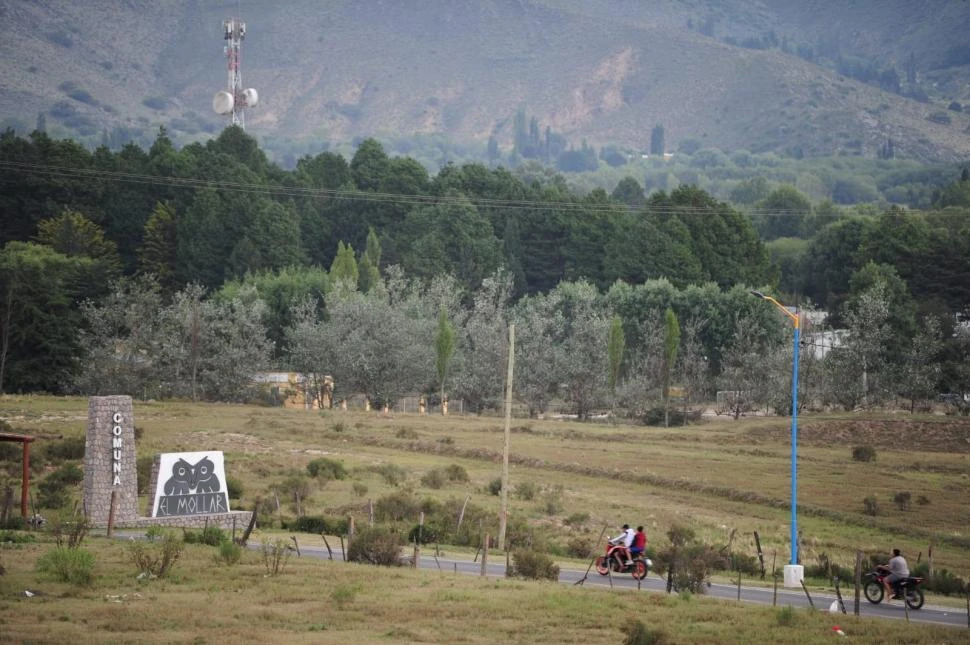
(152, 451, 230, 517)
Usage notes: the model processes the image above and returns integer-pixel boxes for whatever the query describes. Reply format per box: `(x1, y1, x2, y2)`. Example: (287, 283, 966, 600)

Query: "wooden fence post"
(480, 534, 489, 577)
(854, 550, 863, 616)
(106, 490, 117, 538)
(413, 511, 424, 569)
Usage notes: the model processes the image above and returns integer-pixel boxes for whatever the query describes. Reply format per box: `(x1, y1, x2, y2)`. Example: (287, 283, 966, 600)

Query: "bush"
(510, 549, 560, 580)
(290, 515, 349, 535)
(513, 481, 539, 501)
(0, 530, 35, 544)
(260, 538, 291, 575)
(565, 512, 589, 526)
(654, 525, 725, 593)
(374, 490, 421, 522)
(136, 455, 154, 494)
(444, 464, 468, 482)
(911, 563, 967, 596)
(540, 485, 564, 515)
(486, 478, 503, 496)
(347, 526, 404, 566)
(394, 428, 419, 439)
(893, 491, 911, 511)
(407, 523, 439, 544)
(420, 468, 446, 489)
(852, 445, 876, 462)
(565, 535, 594, 558)
(36, 547, 95, 585)
(38, 465, 83, 509)
(622, 619, 669, 645)
(375, 463, 407, 486)
(217, 539, 242, 565)
(43, 436, 86, 462)
(863, 496, 879, 516)
(226, 475, 243, 500)
(183, 526, 227, 547)
(352, 482, 368, 497)
(306, 457, 347, 480)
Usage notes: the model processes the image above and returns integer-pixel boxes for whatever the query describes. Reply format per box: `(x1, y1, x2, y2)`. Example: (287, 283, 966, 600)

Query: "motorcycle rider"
(630, 525, 647, 561)
(609, 524, 635, 566)
(882, 548, 909, 599)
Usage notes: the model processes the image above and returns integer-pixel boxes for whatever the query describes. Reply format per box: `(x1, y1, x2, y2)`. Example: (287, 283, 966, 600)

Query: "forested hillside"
(2, 1, 970, 162)
(1, 128, 969, 419)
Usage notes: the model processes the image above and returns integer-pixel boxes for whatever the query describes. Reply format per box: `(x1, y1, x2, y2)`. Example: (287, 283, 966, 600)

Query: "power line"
(0, 158, 881, 217)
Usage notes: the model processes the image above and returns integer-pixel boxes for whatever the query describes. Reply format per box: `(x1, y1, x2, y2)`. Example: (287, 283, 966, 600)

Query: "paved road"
(292, 543, 968, 630)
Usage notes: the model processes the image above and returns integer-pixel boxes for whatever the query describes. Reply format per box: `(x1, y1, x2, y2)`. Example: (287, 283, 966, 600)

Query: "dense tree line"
(0, 127, 968, 416)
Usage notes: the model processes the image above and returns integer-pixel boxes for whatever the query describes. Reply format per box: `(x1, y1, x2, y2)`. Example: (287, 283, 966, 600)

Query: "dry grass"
(0, 534, 966, 644)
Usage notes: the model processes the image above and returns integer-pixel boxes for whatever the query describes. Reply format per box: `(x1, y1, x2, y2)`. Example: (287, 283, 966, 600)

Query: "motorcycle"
(863, 567, 925, 610)
(594, 541, 650, 580)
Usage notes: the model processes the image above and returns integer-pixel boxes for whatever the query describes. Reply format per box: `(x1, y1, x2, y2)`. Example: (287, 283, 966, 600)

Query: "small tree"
(435, 307, 455, 413)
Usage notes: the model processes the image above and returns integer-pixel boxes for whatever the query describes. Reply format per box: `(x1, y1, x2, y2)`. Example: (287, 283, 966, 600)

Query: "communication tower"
(212, 18, 259, 128)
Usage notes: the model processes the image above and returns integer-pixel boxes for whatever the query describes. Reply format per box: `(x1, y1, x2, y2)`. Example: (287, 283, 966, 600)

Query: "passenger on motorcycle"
(609, 524, 635, 565)
(881, 548, 909, 599)
(629, 526, 647, 560)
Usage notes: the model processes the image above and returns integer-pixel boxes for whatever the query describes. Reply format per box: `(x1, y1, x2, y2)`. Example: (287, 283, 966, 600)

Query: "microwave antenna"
(212, 18, 258, 128)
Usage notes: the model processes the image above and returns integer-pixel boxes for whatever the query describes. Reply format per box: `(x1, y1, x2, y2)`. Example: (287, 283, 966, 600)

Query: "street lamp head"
(750, 290, 767, 299)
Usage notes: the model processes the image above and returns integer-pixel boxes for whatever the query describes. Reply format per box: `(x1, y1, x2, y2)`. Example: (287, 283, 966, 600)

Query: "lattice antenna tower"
(212, 18, 258, 128)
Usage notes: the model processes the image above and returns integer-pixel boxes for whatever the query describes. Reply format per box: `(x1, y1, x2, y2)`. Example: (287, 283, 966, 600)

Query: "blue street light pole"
(751, 290, 803, 584)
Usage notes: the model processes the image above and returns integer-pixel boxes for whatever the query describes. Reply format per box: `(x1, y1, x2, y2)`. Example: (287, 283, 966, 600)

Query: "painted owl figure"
(193, 456, 221, 493)
(163, 458, 195, 495)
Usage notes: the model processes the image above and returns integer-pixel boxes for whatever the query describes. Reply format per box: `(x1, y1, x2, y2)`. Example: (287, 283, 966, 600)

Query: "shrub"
(863, 496, 879, 516)
(43, 436, 86, 462)
(183, 526, 227, 547)
(407, 523, 439, 544)
(893, 491, 911, 511)
(775, 605, 797, 626)
(911, 563, 968, 596)
(352, 482, 368, 497)
(374, 490, 421, 522)
(513, 481, 539, 501)
(420, 468, 446, 489)
(394, 428, 418, 439)
(36, 547, 95, 585)
(290, 515, 349, 535)
(622, 619, 669, 645)
(375, 463, 407, 486)
(0, 530, 35, 544)
(128, 533, 184, 578)
(540, 485, 564, 515)
(511, 549, 559, 580)
(306, 457, 347, 480)
(565, 512, 589, 526)
(444, 464, 468, 482)
(260, 538, 291, 575)
(565, 535, 594, 558)
(136, 455, 154, 494)
(917, 494, 930, 506)
(226, 475, 243, 500)
(38, 464, 84, 509)
(852, 445, 876, 462)
(486, 478, 503, 496)
(654, 525, 725, 594)
(217, 539, 242, 565)
(347, 526, 404, 566)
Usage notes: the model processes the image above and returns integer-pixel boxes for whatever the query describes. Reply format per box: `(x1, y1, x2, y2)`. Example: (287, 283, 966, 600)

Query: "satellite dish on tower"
(242, 88, 259, 107)
(213, 17, 258, 128)
(212, 90, 234, 115)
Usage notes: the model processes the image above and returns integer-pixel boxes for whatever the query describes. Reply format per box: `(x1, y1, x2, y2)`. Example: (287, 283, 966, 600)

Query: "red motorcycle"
(863, 567, 925, 610)
(594, 541, 650, 580)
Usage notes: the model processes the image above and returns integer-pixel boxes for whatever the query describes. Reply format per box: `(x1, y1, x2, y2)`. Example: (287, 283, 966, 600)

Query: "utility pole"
(498, 324, 515, 551)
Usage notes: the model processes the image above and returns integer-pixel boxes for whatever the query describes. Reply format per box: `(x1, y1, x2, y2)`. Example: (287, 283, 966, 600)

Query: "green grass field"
(1, 396, 969, 643)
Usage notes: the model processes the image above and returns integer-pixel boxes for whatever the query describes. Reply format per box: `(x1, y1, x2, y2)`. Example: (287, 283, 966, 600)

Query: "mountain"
(2, 0, 970, 161)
